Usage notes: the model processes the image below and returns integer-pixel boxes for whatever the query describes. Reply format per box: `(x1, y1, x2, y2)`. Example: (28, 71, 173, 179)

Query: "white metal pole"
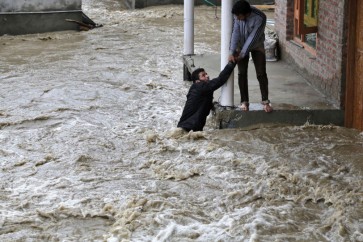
(184, 0, 194, 55)
(220, 0, 234, 107)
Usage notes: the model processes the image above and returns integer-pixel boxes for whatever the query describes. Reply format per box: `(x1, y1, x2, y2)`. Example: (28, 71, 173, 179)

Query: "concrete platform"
(0, 11, 83, 36)
(183, 54, 344, 129)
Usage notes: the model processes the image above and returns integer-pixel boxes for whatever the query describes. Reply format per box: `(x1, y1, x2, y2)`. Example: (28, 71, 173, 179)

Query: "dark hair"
(232, 0, 251, 15)
(191, 68, 205, 82)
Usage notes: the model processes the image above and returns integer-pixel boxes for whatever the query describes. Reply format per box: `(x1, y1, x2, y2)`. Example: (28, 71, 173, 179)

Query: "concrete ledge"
(133, 0, 275, 8)
(0, 0, 81, 12)
(0, 11, 83, 36)
(213, 104, 344, 129)
(254, 5, 275, 11)
(135, 0, 208, 8)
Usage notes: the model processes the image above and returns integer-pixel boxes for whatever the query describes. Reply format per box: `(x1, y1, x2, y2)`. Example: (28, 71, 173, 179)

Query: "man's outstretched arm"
(204, 61, 236, 92)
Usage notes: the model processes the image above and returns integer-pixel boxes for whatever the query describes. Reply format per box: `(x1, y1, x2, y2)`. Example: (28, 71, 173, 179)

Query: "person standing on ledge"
(177, 61, 236, 132)
(228, 0, 273, 112)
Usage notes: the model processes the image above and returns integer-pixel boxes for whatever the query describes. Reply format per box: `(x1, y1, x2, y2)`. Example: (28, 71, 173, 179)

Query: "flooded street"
(0, 1, 362, 241)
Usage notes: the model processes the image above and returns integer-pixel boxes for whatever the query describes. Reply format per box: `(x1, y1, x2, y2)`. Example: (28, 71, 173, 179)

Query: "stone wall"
(274, 0, 348, 108)
(0, 0, 82, 36)
(0, 0, 81, 12)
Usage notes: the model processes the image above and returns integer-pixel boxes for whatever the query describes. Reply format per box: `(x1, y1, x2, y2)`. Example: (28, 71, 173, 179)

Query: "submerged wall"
(0, 0, 83, 36)
(0, 0, 81, 12)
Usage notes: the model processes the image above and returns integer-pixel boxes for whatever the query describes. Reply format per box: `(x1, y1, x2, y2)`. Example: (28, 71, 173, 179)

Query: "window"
(294, 0, 319, 49)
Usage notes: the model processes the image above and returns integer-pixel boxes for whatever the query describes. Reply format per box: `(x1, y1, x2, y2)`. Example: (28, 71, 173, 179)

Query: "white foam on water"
(0, 1, 362, 242)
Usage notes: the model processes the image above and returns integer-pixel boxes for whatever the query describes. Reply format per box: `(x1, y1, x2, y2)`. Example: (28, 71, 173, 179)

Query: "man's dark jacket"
(177, 62, 235, 131)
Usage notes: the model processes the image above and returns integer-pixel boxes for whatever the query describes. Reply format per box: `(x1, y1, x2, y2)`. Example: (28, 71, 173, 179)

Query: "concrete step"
(213, 104, 344, 129)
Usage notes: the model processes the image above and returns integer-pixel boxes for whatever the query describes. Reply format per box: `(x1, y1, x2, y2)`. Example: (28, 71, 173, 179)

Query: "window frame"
(293, 0, 319, 54)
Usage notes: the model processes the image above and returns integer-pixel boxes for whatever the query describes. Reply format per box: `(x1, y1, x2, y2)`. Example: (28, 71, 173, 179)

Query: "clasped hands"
(228, 53, 242, 63)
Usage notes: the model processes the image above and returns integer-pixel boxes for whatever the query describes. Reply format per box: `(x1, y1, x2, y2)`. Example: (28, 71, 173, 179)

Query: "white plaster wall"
(0, 0, 82, 12)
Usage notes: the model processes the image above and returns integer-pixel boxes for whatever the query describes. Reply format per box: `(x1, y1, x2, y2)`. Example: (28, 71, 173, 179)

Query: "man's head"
(191, 68, 209, 83)
(232, 0, 252, 21)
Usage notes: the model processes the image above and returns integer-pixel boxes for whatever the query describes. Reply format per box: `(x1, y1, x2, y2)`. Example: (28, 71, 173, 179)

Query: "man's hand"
(236, 55, 243, 62)
(228, 55, 238, 63)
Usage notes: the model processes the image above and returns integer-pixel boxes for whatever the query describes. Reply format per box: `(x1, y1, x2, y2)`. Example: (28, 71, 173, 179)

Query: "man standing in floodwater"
(177, 61, 236, 132)
(229, 0, 273, 113)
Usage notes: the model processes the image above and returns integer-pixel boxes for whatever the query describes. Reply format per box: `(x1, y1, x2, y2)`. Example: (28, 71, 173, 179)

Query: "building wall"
(275, 0, 348, 108)
(0, 0, 81, 12)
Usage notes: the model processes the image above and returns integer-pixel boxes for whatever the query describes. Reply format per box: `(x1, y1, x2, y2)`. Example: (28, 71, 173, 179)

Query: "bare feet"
(240, 102, 249, 111)
(262, 100, 273, 113)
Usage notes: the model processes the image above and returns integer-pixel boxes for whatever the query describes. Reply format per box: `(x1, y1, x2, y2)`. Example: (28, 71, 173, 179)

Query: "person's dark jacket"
(177, 62, 236, 131)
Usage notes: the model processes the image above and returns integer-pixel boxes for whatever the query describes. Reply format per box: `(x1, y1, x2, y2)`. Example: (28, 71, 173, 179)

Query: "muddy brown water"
(0, 1, 362, 241)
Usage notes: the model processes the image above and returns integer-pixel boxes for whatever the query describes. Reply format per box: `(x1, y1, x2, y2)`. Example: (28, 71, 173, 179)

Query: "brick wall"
(275, 0, 348, 108)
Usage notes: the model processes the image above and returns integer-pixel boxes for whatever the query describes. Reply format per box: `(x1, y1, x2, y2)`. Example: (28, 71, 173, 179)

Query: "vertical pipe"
(184, 0, 194, 55)
(220, 0, 234, 107)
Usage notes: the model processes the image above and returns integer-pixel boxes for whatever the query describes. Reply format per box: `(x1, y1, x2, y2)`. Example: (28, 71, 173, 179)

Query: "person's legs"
(237, 55, 250, 110)
(251, 49, 269, 101)
(252, 49, 272, 112)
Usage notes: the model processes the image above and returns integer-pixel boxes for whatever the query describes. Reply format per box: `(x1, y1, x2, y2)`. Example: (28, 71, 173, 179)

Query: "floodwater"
(0, 1, 362, 241)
